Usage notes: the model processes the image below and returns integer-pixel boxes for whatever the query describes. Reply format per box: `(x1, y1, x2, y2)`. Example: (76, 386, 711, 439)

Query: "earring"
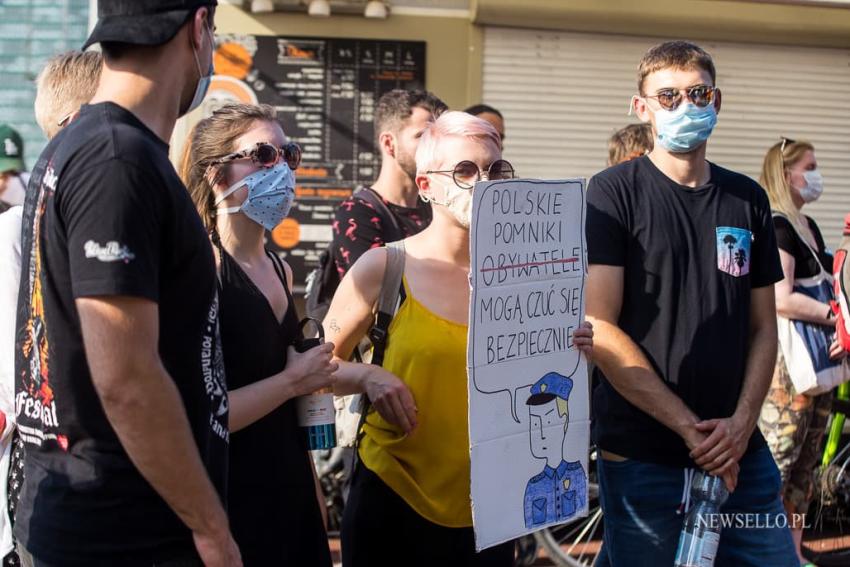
(420, 193, 431, 203)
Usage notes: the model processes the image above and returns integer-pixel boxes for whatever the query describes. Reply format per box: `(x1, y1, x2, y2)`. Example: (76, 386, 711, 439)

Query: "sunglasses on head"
(426, 159, 515, 190)
(212, 141, 302, 170)
(643, 85, 717, 111)
(778, 136, 797, 167)
(779, 136, 796, 155)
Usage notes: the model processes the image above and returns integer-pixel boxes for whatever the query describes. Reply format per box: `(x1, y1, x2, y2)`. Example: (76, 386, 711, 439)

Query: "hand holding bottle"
(294, 318, 338, 450)
(281, 343, 337, 399)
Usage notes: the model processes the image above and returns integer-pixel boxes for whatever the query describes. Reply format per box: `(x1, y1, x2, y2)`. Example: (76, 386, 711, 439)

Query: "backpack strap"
(355, 186, 405, 242)
(352, 240, 406, 469)
(368, 240, 406, 367)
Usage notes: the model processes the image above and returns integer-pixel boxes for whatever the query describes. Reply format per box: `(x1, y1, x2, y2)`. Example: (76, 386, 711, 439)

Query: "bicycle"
(313, 446, 347, 536)
(313, 444, 602, 567)
(312, 450, 558, 566)
(808, 382, 850, 565)
(817, 382, 850, 510)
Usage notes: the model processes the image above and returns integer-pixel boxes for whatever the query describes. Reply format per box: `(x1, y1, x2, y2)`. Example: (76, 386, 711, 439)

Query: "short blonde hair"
(608, 123, 654, 166)
(34, 51, 102, 140)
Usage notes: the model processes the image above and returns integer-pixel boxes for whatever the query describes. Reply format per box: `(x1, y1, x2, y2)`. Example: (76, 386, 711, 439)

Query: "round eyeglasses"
(425, 159, 515, 190)
(642, 85, 717, 111)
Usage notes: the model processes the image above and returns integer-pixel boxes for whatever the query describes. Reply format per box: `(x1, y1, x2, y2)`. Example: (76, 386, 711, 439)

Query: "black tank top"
(217, 247, 331, 567)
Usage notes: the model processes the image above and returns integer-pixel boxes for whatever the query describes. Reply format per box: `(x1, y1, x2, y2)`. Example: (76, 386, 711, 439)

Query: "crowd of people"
(0, 1, 845, 566)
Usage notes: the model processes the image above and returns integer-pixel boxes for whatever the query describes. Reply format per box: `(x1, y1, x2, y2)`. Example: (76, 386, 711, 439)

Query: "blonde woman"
(181, 103, 336, 566)
(325, 111, 593, 566)
(758, 138, 840, 566)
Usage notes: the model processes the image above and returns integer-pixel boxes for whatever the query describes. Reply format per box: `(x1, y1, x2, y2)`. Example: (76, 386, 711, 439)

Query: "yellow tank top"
(359, 277, 471, 528)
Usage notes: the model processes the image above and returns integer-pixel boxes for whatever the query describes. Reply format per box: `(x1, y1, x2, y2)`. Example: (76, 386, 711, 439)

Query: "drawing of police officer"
(523, 371, 587, 529)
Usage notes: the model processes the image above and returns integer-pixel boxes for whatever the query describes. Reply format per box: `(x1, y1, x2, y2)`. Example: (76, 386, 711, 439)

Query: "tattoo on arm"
(329, 319, 341, 334)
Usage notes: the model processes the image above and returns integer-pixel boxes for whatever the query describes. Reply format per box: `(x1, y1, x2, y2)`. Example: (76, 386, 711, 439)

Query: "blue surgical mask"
(184, 24, 214, 116)
(653, 102, 717, 153)
(215, 163, 296, 231)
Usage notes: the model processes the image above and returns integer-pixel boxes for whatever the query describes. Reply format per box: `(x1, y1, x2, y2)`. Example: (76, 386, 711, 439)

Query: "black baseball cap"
(83, 0, 217, 51)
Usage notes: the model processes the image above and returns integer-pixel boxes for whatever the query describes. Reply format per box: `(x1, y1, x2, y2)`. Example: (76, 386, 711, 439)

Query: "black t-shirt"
(14, 102, 229, 564)
(586, 156, 783, 467)
(218, 248, 331, 567)
(774, 215, 832, 279)
(330, 188, 431, 278)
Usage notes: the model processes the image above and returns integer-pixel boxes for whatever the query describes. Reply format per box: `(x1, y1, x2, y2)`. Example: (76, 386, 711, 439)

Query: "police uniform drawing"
(523, 372, 587, 529)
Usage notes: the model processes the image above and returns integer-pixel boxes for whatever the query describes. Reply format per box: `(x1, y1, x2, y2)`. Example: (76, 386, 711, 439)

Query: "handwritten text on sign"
(469, 180, 586, 424)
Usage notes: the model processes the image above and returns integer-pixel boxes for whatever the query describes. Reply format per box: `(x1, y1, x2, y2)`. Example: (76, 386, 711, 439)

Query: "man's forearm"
(591, 318, 700, 439)
(735, 318, 777, 433)
(96, 361, 229, 537)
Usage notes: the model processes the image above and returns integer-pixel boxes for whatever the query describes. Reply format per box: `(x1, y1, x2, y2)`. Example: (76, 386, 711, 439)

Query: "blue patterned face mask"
(653, 102, 717, 153)
(215, 163, 295, 231)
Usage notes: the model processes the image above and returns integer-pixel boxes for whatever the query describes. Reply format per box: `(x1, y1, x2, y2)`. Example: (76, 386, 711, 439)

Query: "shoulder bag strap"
(773, 212, 830, 279)
(353, 239, 406, 464)
(368, 240, 406, 367)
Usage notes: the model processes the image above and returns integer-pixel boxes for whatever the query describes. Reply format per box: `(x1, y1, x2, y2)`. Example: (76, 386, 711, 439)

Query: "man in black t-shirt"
(330, 89, 446, 280)
(14, 1, 240, 565)
(586, 41, 796, 565)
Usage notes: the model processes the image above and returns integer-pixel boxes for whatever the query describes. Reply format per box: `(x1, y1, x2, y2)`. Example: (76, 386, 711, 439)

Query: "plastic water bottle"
(674, 471, 729, 567)
(294, 318, 337, 450)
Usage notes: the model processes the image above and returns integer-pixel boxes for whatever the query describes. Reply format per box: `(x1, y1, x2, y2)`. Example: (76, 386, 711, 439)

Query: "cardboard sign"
(468, 179, 590, 550)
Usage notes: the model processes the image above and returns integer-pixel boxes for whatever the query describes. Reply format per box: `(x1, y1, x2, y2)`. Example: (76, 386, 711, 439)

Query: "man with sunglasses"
(586, 41, 795, 565)
(14, 1, 240, 566)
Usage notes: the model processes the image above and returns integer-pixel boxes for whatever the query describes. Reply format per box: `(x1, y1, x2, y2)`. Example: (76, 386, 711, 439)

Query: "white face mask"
(1, 171, 28, 206)
(798, 169, 824, 203)
(427, 178, 472, 228)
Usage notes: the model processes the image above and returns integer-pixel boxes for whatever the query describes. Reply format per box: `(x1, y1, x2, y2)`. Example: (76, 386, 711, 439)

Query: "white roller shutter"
(484, 27, 850, 246)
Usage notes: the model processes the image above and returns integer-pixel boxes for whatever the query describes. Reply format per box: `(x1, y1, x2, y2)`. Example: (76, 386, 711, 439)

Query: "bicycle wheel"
(533, 480, 602, 567)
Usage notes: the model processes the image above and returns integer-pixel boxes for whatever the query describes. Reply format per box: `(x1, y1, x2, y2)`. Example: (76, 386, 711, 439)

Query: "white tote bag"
(775, 214, 850, 395)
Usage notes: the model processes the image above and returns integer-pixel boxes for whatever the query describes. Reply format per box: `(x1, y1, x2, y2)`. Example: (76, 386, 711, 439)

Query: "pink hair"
(415, 110, 501, 174)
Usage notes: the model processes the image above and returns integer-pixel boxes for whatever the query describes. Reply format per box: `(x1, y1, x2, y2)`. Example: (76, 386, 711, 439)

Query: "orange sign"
(271, 218, 301, 249)
(214, 42, 253, 79)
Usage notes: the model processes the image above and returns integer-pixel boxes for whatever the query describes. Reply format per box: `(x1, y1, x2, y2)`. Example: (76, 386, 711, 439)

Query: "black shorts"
(341, 464, 514, 567)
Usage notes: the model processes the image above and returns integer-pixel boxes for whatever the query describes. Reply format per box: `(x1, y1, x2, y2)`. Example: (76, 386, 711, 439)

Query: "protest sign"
(468, 179, 589, 550)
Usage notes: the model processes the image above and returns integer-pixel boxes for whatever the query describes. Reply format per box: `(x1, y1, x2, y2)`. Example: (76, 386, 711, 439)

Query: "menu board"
(207, 35, 426, 292)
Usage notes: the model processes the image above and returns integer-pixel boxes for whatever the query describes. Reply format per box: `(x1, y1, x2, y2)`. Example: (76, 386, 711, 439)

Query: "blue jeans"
(596, 447, 797, 567)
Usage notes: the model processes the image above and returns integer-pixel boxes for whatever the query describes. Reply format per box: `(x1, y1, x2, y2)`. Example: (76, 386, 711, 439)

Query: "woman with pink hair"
(324, 111, 593, 565)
